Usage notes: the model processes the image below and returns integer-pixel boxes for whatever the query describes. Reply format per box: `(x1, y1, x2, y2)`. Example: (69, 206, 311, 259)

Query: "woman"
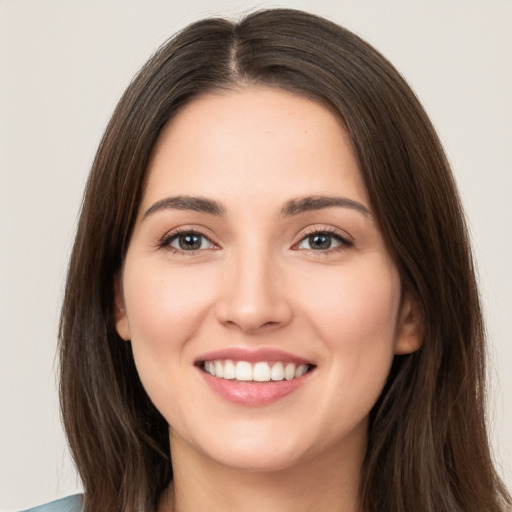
(24, 8, 510, 512)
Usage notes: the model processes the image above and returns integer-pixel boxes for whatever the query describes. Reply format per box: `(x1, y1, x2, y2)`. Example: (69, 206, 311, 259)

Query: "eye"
(295, 229, 352, 252)
(160, 229, 217, 253)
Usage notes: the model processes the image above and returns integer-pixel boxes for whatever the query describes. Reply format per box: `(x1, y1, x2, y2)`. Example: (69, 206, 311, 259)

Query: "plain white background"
(1, 0, 511, 509)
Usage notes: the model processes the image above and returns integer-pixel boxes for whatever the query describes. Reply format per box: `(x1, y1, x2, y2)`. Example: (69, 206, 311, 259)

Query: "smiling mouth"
(198, 360, 315, 382)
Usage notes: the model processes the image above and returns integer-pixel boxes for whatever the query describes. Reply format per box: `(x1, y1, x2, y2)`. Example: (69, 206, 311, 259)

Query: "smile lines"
(201, 360, 312, 382)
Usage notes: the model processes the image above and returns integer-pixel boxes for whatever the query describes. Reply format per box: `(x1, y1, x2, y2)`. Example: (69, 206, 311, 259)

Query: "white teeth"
(270, 362, 284, 381)
(295, 364, 308, 378)
(223, 360, 236, 380)
(284, 362, 296, 381)
(205, 361, 215, 376)
(203, 360, 311, 382)
(214, 360, 224, 378)
(253, 362, 271, 382)
(236, 361, 253, 381)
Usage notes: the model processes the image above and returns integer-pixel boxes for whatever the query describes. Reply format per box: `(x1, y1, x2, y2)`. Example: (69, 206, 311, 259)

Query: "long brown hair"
(59, 8, 511, 512)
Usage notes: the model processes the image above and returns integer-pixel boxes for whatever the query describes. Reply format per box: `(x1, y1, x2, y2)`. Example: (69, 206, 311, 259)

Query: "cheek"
(121, 261, 222, 427)
(301, 258, 401, 378)
(310, 255, 399, 332)
(295, 260, 400, 439)
(122, 260, 216, 385)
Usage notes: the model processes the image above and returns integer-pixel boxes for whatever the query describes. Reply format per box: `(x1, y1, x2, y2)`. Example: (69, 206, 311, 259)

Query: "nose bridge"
(216, 235, 292, 332)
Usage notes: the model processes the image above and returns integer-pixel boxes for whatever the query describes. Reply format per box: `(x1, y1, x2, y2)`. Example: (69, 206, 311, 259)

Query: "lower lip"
(198, 368, 312, 407)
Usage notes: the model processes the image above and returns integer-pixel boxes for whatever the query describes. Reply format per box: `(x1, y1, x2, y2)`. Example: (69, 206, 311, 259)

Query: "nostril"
(214, 274, 294, 332)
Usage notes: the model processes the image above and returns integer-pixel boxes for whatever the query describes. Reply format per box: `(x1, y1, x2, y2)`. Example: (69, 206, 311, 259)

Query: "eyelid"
(156, 224, 353, 255)
(157, 226, 220, 254)
(291, 225, 354, 251)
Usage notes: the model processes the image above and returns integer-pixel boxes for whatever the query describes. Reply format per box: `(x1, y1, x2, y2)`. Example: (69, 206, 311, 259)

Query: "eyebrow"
(143, 196, 225, 219)
(142, 194, 370, 220)
(280, 195, 370, 216)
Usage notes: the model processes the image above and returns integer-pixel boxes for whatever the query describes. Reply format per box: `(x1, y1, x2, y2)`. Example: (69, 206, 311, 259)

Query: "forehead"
(143, 86, 368, 211)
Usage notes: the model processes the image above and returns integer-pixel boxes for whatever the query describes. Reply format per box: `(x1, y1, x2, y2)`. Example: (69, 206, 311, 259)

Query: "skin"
(115, 87, 422, 512)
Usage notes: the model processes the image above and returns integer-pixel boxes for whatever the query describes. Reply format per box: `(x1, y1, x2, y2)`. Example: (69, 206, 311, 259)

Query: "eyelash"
(158, 227, 217, 255)
(158, 226, 353, 256)
(296, 226, 353, 254)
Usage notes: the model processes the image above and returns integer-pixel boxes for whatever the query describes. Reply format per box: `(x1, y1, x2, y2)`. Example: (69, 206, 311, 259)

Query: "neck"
(161, 426, 365, 512)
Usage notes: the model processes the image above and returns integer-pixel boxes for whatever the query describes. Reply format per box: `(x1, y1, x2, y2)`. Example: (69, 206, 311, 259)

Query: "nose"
(215, 245, 293, 334)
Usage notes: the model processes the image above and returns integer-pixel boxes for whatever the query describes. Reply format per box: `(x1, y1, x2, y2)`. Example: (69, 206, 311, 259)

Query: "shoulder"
(18, 494, 83, 512)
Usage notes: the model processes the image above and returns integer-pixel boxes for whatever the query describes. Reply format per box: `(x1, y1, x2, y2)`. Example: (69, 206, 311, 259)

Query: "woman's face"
(115, 87, 421, 473)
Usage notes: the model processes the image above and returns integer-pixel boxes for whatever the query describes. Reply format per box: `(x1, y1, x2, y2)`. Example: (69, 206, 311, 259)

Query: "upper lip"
(195, 347, 313, 365)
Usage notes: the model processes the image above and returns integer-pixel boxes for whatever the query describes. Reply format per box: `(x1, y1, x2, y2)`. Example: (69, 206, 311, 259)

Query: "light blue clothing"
(19, 494, 83, 512)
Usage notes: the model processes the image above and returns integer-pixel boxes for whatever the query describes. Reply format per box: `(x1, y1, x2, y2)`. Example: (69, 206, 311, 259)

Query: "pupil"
(179, 234, 201, 250)
(310, 234, 331, 249)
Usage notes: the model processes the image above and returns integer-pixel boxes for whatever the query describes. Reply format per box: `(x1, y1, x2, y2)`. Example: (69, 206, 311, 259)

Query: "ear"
(114, 272, 131, 341)
(394, 292, 423, 355)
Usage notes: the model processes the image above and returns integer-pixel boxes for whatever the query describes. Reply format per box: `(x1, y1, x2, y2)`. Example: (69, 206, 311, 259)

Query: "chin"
(172, 421, 311, 474)
(205, 443, 308, 473)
